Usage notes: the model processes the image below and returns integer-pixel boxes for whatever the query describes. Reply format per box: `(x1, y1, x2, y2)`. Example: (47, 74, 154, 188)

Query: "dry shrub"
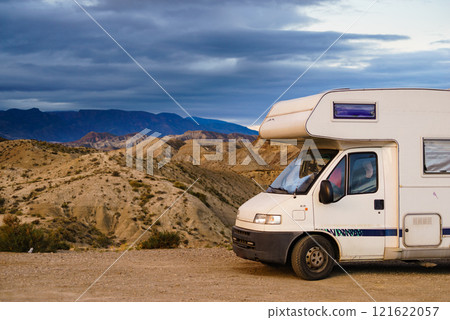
(139, 231, 181, 249)
(0, 215, 69, 252)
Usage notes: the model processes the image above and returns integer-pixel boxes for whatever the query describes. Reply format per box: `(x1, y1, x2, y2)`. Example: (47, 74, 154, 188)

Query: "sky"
(0, 0, 449, 128)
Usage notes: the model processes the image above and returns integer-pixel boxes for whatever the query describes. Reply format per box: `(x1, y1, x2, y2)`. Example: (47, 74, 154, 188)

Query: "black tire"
(291, 235, 335, 280)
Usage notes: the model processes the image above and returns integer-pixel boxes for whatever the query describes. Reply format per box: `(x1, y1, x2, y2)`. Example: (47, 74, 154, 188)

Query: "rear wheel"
(291, 235, 335, 280)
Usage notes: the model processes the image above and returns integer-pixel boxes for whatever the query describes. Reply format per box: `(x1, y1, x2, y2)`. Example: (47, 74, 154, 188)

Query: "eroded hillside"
(0, 139, 263, 248)
(0, 136, 302, 249)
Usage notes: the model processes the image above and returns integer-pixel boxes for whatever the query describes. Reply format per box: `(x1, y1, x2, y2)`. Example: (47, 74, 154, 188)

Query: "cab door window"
(348, 153, 378, 194)
(326, 152, 378, 202)
(327, 157, 346, 202)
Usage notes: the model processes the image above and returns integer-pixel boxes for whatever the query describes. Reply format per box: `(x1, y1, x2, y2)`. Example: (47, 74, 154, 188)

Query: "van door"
(313, 149, 385, 259)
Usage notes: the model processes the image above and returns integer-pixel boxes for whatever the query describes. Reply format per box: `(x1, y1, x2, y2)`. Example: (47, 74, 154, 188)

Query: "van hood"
(237, 192, 293, 222)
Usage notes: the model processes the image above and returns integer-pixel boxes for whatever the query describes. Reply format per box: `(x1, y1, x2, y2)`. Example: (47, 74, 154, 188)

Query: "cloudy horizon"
(1, 0, 449, 127)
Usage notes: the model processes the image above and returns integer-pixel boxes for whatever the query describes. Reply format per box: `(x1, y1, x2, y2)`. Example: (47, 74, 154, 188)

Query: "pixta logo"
(126, 129, 172, 175)
(126, 129, 323, 176)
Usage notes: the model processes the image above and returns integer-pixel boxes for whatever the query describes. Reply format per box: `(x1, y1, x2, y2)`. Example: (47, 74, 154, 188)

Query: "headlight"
(253, 214, 281, 225)
(266, 215, 282, 225)
(253, 214, 267, 224)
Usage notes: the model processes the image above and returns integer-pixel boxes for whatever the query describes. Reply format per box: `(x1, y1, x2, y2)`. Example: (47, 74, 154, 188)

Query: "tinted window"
(333, 103, 376, 120)
(348, 153, 378, 194)
(424, 139, 450, 174)
(327, 157, 346, 202)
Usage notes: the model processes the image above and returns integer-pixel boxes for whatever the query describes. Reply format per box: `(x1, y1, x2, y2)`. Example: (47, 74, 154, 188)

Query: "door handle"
(374, 199, 384, 210)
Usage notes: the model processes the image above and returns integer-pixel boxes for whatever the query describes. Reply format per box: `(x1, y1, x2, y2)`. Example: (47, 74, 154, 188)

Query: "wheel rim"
(305, 246, 327, 273)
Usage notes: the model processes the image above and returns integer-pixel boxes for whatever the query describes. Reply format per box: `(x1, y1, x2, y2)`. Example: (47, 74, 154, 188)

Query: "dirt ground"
(0, 248, 449, 302)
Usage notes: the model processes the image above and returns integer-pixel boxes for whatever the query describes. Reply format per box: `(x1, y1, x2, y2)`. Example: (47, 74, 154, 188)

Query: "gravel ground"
(0, 248, 449, 302)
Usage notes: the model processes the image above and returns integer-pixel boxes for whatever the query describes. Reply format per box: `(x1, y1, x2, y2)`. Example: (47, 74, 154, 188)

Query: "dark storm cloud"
(0, 0, 448, 125)
(158, 29, 407, 61)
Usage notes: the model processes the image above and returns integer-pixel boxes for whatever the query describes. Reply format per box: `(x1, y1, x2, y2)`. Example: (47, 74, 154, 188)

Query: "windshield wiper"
(267, 185, 289, 194)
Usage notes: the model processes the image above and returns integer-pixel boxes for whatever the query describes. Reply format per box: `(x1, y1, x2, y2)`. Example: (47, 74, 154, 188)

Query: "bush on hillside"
(0, 215, 69, 252)
(188, 191, 210, 207)
(173, 181, 187, 190)
(139, 231, 181, 249)
(48, 217, 113, 248)
(111, 171, 120, 177)
(0, 197, 5, 214)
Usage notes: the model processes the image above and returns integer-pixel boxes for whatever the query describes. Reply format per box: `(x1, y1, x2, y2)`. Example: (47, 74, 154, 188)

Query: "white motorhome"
(232, 88, 450, 280)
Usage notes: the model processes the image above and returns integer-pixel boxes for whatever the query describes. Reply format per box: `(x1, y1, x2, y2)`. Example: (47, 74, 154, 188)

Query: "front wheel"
(291, 235, 335, 280)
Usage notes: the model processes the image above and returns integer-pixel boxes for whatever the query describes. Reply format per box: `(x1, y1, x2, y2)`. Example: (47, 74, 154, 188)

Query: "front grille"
(234, 228, 250, 236)
(232, 236, 255, 249)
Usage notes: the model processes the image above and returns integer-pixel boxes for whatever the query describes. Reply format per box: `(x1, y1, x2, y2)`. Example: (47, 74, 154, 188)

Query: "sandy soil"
(0, 248, 449, 302)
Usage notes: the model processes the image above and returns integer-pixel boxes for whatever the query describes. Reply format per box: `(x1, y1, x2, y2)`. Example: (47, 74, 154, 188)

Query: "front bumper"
(232, 225, 303, 264)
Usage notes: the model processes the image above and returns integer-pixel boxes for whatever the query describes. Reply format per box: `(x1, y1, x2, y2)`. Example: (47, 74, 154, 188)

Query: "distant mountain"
(64, 130, 257, 151)
(0, 108, 257, 142)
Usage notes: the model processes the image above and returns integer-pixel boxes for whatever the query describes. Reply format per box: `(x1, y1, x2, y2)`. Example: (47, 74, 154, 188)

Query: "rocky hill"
(0, 136, 301, 249)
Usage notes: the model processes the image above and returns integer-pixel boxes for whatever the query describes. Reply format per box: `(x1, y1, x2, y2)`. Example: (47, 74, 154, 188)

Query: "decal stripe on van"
(320, 228, 450, 237)
(319, 228, 396, 237)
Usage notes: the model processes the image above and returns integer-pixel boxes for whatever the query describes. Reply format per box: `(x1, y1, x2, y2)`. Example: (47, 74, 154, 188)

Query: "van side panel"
(399, 187, 450, 252)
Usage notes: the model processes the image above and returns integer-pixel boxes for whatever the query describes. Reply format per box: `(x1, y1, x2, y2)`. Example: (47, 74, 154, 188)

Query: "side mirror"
(319, 180, 334, 204)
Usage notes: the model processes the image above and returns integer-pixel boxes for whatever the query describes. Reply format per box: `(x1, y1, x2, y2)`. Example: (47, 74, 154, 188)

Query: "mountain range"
(63, 130, 257, 150)
(0, 108, 257, 142)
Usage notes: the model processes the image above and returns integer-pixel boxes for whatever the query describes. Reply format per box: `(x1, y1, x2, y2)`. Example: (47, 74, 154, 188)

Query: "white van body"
(232, 88, 450, 280)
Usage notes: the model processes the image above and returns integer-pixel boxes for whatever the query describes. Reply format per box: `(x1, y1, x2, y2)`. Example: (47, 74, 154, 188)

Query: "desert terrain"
(0, 134, 300, 250)
(1, 248, 449, 302)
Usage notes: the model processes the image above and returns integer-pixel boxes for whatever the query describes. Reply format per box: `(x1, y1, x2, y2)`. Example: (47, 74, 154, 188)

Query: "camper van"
(232, 88, 450, 280)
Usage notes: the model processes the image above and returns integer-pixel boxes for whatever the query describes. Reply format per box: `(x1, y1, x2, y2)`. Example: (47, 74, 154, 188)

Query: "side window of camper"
(327, 157, 346, 202)
(423, 139, 450, 174)
(348, 153, 378, 195)
(333, 103, 376, 120)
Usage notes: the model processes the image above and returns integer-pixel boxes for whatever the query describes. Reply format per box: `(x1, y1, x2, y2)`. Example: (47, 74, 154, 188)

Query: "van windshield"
(267, 149, 338, 195)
